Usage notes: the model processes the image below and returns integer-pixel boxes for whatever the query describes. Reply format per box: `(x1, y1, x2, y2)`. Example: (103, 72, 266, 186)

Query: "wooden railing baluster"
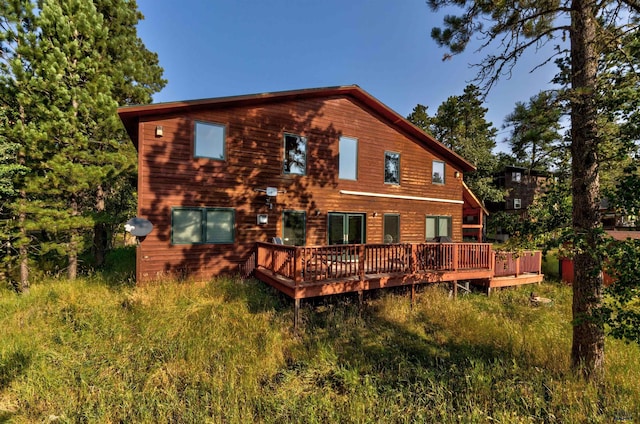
(254, 242, 542, 288)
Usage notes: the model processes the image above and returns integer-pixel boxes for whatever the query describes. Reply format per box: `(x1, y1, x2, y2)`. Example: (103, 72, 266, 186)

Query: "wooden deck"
(252, 242, 543, 299)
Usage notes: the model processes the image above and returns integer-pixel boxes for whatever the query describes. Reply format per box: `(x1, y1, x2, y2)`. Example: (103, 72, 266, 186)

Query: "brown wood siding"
(135, 96, 465, 282)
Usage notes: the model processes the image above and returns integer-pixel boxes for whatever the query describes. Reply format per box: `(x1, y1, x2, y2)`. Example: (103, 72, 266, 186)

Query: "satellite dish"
(125, 217, 154, 237)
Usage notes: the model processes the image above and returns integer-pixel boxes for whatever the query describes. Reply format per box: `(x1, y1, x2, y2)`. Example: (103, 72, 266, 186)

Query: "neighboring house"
(600, 198, 638, 230)
(488, 166, 552, 241)
(492, 166, 551, 213)
(118, 85, 476, 283)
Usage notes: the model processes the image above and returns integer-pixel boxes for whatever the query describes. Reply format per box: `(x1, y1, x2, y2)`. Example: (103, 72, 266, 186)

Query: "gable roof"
(118, 85, 475, 172)
(462, 181, 489, 216)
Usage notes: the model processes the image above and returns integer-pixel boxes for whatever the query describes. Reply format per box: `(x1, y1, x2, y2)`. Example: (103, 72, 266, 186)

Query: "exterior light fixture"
(155, 125, 163, 137)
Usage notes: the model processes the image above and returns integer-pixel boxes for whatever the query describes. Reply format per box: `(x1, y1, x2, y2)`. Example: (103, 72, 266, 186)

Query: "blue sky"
(135, 0, 560, 152)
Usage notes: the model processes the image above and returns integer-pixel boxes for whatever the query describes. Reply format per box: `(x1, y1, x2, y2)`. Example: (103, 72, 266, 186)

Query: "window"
(514, 198, 522, 209)
(194, 121, 225, 160)
(283, 211, 306, 246)
(512, 171, 522, 182)
(432, 160, 445, 184)
(426, 216, 451, 240)
(172, 207, 234, 244)
(339, 136, 358, 180)
(384, 151, 400, 184)
(283, 134, 307, 175)
(383, 214, 400, 243)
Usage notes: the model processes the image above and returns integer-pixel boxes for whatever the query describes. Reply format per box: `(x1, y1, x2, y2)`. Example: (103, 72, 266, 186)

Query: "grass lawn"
(1, 270, 639, 422)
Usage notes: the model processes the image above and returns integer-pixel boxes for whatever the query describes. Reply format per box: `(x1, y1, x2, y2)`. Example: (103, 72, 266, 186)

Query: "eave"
(118, 85, 476, 173)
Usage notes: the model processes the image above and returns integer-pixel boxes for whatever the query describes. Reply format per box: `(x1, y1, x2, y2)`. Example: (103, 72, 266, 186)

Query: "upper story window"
(432, 160, 445, 184)
(172, 207, 234, 244)
(339, 136, 358, 180)
(283, 134, 307, 175)
(384, 151, 400, 184)
(194, 121, 226, 160)
(512, 171, 522, 182)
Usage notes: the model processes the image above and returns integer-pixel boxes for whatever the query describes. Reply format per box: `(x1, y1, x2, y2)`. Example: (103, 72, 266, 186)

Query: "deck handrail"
(493, 250, 543, 277)
(255, 242, 298, 279)
(253, 242, 532, 285)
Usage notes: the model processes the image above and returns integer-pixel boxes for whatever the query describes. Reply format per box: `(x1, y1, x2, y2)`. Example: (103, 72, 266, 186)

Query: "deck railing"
(253, 242, 533, 285)
(256, 243, 298, 280)
(493, 250, 542, 277)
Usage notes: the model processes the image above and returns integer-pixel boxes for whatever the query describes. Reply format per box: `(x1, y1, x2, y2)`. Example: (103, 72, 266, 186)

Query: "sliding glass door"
(328, 213, 365, 245)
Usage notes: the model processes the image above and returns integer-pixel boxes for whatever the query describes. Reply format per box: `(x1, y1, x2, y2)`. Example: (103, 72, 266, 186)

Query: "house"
(118, 85, 480, 283)
(600, 198, 638, 230)
(491, 166, 552, 213)
(488, 166, 552, 241)
(462, 182, 489, 242)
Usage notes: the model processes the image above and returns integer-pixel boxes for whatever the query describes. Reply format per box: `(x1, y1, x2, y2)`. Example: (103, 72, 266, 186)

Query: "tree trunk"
(93, 184, 107, 267)
(68, 197, 79, 280)
(18, 194, 29, 293)
(19, 244, 29, 292)
(68, 231, 78, 280)
(93, 223, 107, 267)
(570, 0, 605, 382)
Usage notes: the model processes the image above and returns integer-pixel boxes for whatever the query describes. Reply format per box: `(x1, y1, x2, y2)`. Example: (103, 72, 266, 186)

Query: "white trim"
(340, 190, 464, 204)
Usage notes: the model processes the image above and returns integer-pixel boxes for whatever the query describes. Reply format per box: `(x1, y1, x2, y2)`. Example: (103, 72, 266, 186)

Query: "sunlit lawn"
(1, 269, 638, 423)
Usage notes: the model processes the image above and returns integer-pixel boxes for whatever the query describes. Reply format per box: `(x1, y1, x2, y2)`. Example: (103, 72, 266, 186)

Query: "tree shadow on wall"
(142, 96, 343, 280)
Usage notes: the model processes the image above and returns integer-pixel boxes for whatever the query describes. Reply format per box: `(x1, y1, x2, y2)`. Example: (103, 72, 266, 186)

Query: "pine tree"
(22, 0, 119, 279)
(418, 85, 504, 204)
(504, 91, 565, 173)
(91, 0, 166, 266)
(0, 0, 165, 282)
(0, 0, 40, 291)
(406, 104, 433, 135)
(428, 0, 639, 382)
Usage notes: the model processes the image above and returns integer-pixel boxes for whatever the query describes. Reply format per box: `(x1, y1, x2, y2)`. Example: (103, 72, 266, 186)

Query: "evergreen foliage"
(0, 0, 165, 285)
(504, 91, 566, 172)
(604, 238, 640, 344)
(407, 85, 504, 204)
(428, 0, 640, 382)
(406, 104, 433, 136)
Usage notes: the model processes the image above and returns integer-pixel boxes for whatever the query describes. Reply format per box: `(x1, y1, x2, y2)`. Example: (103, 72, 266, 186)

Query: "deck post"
(358, 244, 365, 281)
(515, 255, 520, 277)
(410, 245, 417, 273)
(270, 245, 276, 273)
(357, 290, 363, 318)
(294, 298, 300, 330)
(452, 244, 459, 271)
(294, 247, 303, 285)
(490, 249, 496, 275)
(451, 279, 458, 298)
(537, 251, 542, 275)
